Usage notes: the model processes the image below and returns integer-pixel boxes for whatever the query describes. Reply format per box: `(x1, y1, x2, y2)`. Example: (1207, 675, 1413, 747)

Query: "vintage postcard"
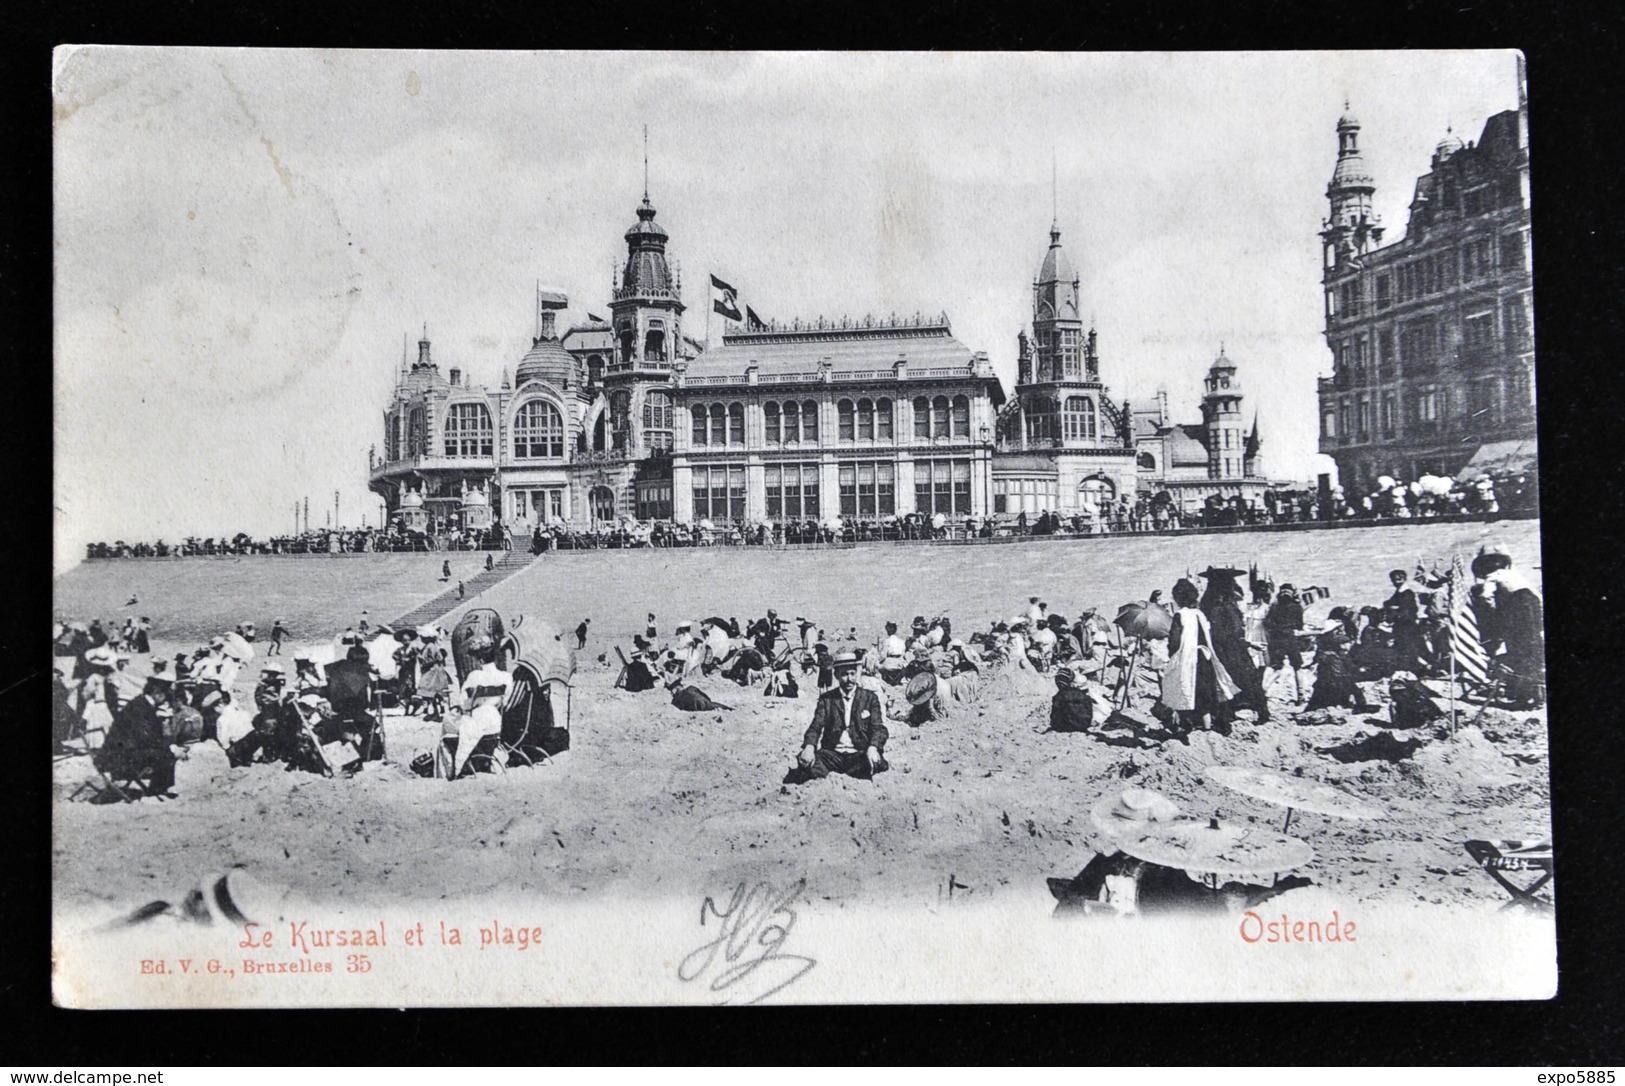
(52, 49, 1552, 1006)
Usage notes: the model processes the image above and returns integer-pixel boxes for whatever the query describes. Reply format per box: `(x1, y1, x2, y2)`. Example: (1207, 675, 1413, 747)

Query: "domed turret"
(1204, 344, 1242, 398)
(400, 486, 424, 510)
(516, 290, 576, 388)
(620, 196, 675, 296)
(1434, 126, 1465, 162)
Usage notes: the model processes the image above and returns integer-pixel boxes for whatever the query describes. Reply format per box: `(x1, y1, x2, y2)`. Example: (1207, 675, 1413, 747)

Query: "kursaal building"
(368, 177, 1276, 535)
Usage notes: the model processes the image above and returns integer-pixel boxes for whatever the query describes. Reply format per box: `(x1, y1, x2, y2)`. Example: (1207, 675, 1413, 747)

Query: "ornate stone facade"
(1316, 61, 1534, 491)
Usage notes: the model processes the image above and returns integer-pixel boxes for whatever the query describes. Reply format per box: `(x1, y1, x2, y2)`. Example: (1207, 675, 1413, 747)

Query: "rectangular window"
(1504, 296, 1530, 348)
(857, 404, 874, 442)
(876, 400, 893, 441)
(727, 408, 744, 446)
(913, 399, 930, 440)
(728, 466, 745, 520)
(839, 401, 855, 442)
(1376, 274, 1392, 310)
(952, 460, 971, 512)
(839, 463, 856, 516)
(1503, 232, 1525, 271)
(857, 462, 876, 516)
(766, 465, 783, 520)
(709, 410, 725, 447)
(1382, 392, 1397, 437)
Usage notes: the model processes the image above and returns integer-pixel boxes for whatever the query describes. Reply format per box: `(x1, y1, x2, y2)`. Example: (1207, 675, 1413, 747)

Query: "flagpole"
(1448, 551, 1459, 737)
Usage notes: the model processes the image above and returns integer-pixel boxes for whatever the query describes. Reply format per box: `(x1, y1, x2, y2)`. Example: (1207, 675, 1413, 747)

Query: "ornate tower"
(610, 190, 684, 372)
(1031, 221, 1088, 382)
(1320, 103, 1385, 269)
(1200, 346, 1247, 481)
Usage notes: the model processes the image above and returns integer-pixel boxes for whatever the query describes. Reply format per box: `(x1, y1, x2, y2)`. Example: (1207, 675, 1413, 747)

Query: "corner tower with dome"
(1131, 346, 1270, 514)
(990, 219, 1137, 517)
(1315, 58, 1534, 494)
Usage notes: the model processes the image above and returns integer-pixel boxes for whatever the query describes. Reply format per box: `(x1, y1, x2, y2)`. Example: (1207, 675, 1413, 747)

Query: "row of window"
(399, 388, 998, 461)
(1022, 396, 1099, 444)
(1333, 295, 1531, 385)
(1336, 230, 1527, 318)
(689, 459, 972, 519)
(1323, 371, 1534, 441)
(689, 396, 976, 448)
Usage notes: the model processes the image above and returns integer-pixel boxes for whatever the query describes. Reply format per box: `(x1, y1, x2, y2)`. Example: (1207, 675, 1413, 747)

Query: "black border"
(10, 0, 1625, 1066)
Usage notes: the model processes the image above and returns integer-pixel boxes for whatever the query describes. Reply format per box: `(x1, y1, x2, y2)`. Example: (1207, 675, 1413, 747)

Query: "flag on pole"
(587, 312, 605, 324)
(746, 305, 767, 331)
(1447, 551, 1490, 686)
(710, 275, 742, 321)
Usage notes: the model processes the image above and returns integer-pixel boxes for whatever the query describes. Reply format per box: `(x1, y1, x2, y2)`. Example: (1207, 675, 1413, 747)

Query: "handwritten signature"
(677, 879, 816, 1005)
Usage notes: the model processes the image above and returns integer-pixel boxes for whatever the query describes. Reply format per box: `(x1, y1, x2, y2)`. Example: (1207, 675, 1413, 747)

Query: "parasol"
(1111, 600, 1172, 709)
(1113, 818, 1314, 876)
(1114, 600, 1172, 641)
(1206, 765, 1383, 832)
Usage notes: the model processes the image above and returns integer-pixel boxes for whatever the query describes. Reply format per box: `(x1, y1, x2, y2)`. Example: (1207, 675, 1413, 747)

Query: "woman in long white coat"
(1159, 578, 1239, 740)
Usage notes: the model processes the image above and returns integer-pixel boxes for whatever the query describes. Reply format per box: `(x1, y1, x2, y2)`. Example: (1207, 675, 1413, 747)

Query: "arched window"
(618, 325, 635, 365)
(513, 399, 564, 459)
(442, 402, 493, 458)
(586, 354, 605, 386)
(764, 401, 782, 445)
(609, 391, 631, 451)
(727, 402, 745, 445)
(642, 390, 673, 453)
(913, 396, 930, 439)
(407, 406, 426, 456)
(644, 329, 666, 363)
(782, 400, 800, 444)
(1063, 396, 1097, 441)
(857, 398, 875, 441)
(876, 398, 893, 441)
(838, 398, 856, 442)
(951, 395, 970, 438)
(692, 404, 709, 446)
(709, 404, 726, 446)
(932, 396, 950, 439)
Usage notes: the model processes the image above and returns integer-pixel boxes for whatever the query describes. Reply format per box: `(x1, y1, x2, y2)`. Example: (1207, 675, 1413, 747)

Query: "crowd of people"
(55, 534, 1544, 800)
(83, 469, 1536, 563)
(83, 524, 509, 560)
(601, 539, 1544, 783)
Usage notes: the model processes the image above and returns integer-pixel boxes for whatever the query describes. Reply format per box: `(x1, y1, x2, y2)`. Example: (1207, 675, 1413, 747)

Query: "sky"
(53, 49, 1522, 573)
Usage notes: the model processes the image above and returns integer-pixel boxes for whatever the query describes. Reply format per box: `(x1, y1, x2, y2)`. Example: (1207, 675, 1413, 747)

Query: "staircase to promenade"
(387, 550, 539, 629)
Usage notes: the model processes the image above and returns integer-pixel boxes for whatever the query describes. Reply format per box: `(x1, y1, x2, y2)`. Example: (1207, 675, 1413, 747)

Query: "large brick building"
(1316, 63, 1534, 492)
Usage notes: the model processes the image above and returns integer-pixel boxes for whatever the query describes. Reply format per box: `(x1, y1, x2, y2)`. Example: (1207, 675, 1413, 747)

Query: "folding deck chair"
(1464, 838, 1553, 910)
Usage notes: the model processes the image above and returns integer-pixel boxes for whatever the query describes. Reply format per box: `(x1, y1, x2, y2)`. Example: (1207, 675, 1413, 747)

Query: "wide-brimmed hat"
(1198, 566, 1247, 580)
(419, 625, 442, 641)
(905, 671, 937, 705)
(260, 662, 285, 675)
(831, 649, 861, 671)
(144, 659, 176, 686)
(911, 616, 928, 630)
(84, 646, 118, 669)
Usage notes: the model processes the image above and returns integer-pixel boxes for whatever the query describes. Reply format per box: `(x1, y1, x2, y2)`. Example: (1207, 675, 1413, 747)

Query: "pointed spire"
(1051, 148, 1057, 230)
(643, 124, 650, 203)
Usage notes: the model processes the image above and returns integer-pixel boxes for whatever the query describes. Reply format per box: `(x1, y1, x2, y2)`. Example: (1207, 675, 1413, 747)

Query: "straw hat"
(831, 649, 861, 671)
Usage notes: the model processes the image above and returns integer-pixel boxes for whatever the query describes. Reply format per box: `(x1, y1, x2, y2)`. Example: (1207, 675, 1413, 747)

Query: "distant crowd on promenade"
(84, 468, 1535, 560)
(84, 524, 508, 560)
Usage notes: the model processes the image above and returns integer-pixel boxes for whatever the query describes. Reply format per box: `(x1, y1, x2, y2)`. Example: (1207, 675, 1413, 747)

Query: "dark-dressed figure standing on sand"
(1200, 566, 1270, 724)
(785, 649, 888, 784)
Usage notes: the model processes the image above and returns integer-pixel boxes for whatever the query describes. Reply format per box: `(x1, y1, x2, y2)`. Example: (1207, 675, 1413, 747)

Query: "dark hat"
(1198, 566, 1247, 580)
(1054, 668, 1075, 689)
(911, 616, 927, 629)
(1278, 583, 1296, 595)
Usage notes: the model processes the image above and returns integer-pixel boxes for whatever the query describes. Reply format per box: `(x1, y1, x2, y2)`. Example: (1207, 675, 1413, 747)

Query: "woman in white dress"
(444, 643, 512, 778)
